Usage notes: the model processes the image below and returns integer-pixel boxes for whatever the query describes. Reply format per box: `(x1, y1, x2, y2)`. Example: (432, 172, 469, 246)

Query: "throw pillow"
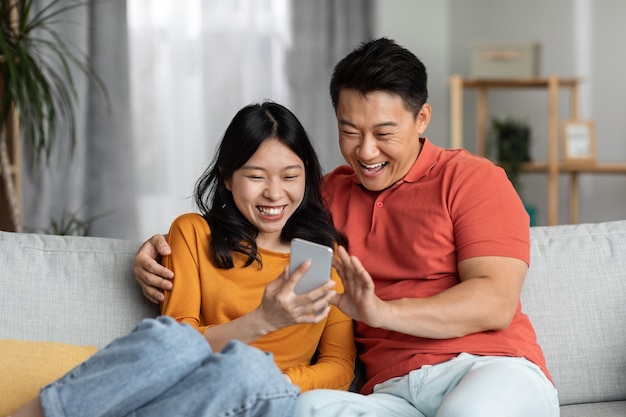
(0, 338, 97, 417)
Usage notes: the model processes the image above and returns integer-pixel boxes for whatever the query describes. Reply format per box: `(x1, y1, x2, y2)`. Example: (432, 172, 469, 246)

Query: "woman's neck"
(256, 233, 290, 253)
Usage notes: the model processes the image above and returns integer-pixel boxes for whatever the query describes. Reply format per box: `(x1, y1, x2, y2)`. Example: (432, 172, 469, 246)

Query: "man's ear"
(416, 103, 432, 135)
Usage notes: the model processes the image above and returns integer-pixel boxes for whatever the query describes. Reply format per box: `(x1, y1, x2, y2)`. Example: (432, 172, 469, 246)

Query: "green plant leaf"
(0, 0, 109, 164)
(489, 116, 532, 197)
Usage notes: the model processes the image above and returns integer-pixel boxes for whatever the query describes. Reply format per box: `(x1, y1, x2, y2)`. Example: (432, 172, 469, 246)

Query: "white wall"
(375, 0, 626, 226)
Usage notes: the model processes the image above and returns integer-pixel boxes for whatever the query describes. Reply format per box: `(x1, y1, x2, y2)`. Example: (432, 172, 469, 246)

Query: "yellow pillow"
(0, 338, 97, 417)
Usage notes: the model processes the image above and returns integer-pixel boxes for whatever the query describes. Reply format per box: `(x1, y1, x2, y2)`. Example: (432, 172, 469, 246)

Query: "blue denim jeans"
(39, 316, 300, 417)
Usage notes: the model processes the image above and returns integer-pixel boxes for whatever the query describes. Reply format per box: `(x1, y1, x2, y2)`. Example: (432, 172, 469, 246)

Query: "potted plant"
(487, 116, 537, 225)
(487, 116, 531, 193)
(0, 0, 108, 231)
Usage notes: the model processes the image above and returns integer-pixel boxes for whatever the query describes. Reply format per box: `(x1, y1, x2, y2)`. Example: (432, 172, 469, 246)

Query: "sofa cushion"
(560, 401, 626, 417)
(0, 231, 160, 348)
(523, 220, 626, 406)
(0, 338, 97, 416)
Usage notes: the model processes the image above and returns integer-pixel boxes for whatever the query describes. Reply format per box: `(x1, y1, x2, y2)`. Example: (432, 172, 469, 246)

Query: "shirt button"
(376, 201, 384, 208)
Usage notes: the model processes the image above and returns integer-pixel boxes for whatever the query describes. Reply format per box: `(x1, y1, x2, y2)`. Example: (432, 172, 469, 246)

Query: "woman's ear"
(220, 167, 232, 191)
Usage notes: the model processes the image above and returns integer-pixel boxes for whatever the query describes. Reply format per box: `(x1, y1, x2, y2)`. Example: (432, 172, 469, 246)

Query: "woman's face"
(225, 138, 305, 250)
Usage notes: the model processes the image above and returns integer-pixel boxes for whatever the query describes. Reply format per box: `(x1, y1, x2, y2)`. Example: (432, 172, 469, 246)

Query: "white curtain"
(128, 0, 292, 240)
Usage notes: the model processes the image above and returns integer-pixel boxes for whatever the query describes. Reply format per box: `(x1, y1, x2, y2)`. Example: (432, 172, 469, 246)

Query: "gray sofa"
(1, 220, 626, 416)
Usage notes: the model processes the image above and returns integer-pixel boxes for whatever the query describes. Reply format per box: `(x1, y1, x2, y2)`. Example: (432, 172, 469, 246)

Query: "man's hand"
(330, 246, 388, 328)
(133, 234, 173, 303)
(331, 245, 527, 339)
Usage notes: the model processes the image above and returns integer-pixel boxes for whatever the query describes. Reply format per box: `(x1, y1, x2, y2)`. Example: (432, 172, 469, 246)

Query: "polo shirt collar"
(402, 137, 438, 183)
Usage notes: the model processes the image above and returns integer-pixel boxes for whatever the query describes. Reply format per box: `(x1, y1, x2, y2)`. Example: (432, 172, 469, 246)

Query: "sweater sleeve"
(282, 270, 356, 392)
(161, 213, 209, 334)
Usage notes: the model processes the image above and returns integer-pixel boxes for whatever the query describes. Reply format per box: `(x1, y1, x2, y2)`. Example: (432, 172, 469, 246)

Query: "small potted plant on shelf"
(487, 116, 531, 193)
(487, 117, 537, 225)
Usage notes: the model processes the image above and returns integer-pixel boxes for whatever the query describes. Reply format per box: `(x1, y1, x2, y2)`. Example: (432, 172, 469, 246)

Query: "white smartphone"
(289, 238, 333, 294)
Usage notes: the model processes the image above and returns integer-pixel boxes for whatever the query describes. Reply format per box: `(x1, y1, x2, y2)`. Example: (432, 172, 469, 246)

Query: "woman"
(13, 102, 355, 417)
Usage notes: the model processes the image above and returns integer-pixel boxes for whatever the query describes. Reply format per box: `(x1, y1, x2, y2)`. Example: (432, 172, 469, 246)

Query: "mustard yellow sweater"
(161, 213, 355, 391)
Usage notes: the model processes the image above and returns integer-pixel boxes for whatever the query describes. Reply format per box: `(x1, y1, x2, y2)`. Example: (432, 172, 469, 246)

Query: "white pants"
(294, 353, 559, 417)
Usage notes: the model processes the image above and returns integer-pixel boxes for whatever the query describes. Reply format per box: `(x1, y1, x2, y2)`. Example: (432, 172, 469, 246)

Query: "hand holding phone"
(289, 238, 333, 294)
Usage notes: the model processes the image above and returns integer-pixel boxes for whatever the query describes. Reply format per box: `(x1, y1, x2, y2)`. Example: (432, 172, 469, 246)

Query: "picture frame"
(562, 120, 597, 163)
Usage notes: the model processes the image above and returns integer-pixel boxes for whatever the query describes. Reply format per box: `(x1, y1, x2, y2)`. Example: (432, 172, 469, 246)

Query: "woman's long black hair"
(194, 101, 344, 268)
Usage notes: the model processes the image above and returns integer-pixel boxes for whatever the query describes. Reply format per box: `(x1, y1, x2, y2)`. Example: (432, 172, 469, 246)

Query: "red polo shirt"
(323, 138, 551, 394)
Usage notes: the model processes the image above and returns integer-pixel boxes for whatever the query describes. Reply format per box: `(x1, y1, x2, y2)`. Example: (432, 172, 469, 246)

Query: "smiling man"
(292, 38, 559, 417)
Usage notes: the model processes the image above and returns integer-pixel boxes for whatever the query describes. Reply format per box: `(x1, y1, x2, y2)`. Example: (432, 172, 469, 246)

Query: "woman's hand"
(254, 262, 337, 333)
(203, 262, 337, 351)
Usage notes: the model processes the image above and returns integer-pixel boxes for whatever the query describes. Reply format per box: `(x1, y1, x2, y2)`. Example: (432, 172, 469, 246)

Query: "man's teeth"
(361, 162, 386, 169)
(259, 206, 283, 215)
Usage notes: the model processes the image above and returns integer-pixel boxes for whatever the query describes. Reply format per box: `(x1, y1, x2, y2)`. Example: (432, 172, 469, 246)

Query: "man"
(134, 38, 558, 417)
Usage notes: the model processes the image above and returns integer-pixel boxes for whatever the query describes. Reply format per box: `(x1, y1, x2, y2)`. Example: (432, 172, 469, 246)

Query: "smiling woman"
(10, 101, 356, 417)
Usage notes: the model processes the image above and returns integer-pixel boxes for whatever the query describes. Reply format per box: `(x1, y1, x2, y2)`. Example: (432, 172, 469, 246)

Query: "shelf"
(448, 75, 625, 226)
(456, 77, 580, 89)
(559, 163, 626, 173)
(508, 162, 626, 173)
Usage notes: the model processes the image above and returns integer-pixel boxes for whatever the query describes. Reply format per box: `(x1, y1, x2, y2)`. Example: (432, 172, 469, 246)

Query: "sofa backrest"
(0, 231, 160, 349)
(2, 220, 626, 405)
(522, 220, 626, 406)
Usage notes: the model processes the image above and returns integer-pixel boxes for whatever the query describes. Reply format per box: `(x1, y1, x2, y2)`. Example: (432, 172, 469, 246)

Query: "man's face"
(336, 89, 431, 191)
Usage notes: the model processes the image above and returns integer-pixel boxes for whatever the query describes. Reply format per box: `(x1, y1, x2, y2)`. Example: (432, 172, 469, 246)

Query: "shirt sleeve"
(449, 158, 530, 264)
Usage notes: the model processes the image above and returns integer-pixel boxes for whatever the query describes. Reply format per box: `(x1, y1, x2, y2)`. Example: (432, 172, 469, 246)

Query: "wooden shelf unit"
(448, 75, 626, 226)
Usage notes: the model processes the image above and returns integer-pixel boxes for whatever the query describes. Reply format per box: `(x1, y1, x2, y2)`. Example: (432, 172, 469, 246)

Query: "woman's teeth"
(258, 206, 284, 215)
